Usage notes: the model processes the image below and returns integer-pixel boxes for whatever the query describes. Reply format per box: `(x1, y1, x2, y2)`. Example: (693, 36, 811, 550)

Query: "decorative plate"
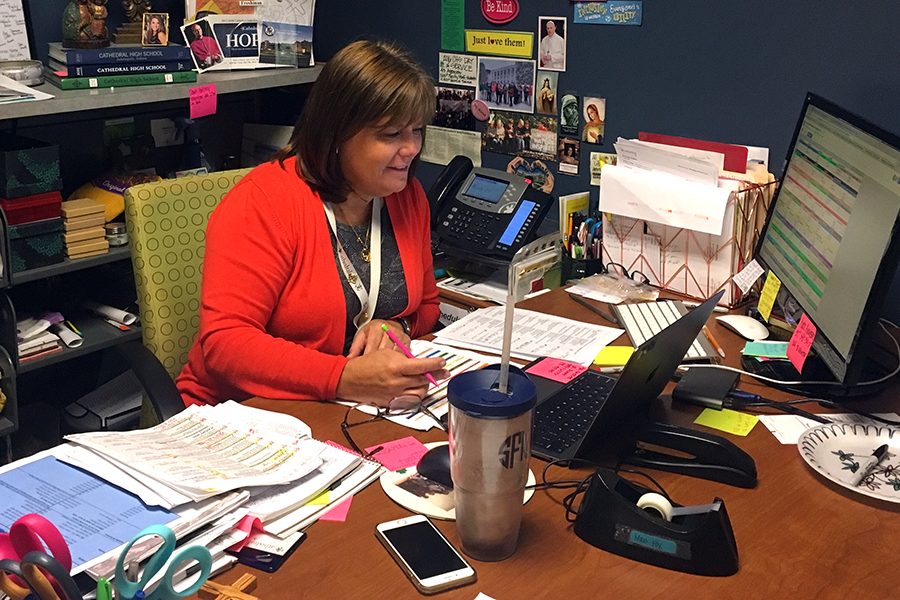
(798, 423, 900, 503)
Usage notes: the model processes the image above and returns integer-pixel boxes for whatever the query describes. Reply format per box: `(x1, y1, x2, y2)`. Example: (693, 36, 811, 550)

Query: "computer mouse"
(715, 314, 769, 341)
(416, 445, 453, 489)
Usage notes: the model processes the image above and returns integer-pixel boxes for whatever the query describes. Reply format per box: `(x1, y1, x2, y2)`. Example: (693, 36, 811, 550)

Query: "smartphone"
(375, 515, 477, 595)
(226, 532, 306, 573)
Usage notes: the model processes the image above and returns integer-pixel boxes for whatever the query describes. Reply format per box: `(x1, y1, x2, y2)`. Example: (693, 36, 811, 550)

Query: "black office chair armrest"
(112, 341, 185, 422)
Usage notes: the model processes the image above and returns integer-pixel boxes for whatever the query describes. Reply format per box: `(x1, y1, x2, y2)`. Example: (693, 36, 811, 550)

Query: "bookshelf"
(5, 66, 323, 120)
(0, 67, 322, 461)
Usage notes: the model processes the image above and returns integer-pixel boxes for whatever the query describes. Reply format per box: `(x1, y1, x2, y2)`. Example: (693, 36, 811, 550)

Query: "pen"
(598, 366, 624, 374)
(381, 324, 438, 386)
(683, 301, 729, 314)
(851, 443, 889, 486)
(96, 577, 112, 600)
(568, 293, 620, 325)
(702, 325, 727, 359)
(65, 320, 82, 335)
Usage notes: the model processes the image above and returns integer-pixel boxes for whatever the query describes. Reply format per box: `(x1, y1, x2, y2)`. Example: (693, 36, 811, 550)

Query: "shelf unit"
(0, 66, 321, 460)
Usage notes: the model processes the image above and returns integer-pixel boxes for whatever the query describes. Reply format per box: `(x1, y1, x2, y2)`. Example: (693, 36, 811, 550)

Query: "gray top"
(330, 205, 409, 354)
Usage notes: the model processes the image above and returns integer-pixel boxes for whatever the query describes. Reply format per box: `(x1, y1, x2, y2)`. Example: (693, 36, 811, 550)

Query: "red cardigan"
(176, 158, 440, 406)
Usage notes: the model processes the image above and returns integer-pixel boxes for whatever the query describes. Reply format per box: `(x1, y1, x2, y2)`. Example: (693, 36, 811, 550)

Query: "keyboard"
(532, 371, 616, 456)
(614, 301, 715, 360)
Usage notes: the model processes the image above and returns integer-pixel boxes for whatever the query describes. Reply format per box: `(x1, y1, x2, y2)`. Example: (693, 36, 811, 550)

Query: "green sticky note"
(742, 341, 789, 358)
(441, 0, 465, 51)
(694, 408, 758, 436)
(593, 345, 635, 366)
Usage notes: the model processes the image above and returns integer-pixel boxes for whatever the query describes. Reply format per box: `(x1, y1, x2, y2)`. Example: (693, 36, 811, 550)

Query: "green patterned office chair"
(120, 169, 251, 420)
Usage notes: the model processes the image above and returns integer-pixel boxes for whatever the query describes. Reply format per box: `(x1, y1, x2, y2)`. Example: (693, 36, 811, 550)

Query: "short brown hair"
(277, 40, 434, 204)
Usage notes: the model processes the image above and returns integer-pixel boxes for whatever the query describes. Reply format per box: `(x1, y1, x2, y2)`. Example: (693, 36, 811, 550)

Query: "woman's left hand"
(347, 319, 409, 357)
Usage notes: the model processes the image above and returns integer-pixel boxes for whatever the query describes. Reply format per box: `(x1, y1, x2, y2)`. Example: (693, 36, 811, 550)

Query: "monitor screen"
(757, 93, 900, 383)
(463, 174, 508, 203)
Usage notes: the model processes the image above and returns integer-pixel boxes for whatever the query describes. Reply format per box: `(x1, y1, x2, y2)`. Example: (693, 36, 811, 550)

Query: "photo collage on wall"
(424, 8, 621, 189)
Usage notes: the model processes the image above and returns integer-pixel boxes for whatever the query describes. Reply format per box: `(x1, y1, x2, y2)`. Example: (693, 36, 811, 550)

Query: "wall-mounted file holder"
(601, 172, 776, 307)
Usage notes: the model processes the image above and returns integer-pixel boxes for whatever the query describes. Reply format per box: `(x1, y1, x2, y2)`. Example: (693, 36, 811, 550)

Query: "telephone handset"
(428, 155, 554, 265)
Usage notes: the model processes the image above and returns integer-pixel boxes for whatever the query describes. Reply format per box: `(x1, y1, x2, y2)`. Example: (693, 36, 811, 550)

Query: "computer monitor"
(752, 93, 900, 393)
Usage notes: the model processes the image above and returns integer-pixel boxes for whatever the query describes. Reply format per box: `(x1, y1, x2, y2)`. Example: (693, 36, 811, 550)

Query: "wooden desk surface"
(227, 288, 899, 599)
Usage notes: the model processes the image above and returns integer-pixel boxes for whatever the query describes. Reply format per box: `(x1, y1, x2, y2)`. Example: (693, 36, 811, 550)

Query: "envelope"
(598, 164, 734, 236)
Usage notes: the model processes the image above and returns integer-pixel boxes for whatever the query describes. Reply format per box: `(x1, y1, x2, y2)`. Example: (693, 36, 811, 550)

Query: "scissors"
(0, 514, 81, 600)
(114, 525, 213, 600)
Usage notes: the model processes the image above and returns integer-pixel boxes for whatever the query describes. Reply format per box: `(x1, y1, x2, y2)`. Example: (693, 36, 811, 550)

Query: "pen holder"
(561, 255, 603, 282)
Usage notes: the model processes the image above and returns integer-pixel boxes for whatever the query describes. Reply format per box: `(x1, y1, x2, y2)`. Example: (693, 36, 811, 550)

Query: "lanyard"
(323, 198, 382, 328)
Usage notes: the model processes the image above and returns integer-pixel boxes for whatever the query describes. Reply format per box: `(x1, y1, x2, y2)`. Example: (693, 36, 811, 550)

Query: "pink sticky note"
(226, 514, 263, 552)
(525, 357, 587, 384)
(364, 436, 429, 471)
(319, 496, 353, 522)
(189, 84, 217, 119)
(787, 314, 817, 373)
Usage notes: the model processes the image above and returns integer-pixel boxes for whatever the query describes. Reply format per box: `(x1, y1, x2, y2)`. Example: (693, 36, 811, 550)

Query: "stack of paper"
(16, 316, 62, 362)
(434, 306, 623, 366)
(0, 401, 386, 585)
(345, 340, 500, 432)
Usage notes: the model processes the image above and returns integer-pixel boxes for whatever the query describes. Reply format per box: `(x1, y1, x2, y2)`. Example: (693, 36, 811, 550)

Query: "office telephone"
(428, 156, 554, 266)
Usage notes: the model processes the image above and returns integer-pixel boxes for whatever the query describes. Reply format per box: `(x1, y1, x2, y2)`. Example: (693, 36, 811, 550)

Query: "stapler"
(623, 421, 758, 488)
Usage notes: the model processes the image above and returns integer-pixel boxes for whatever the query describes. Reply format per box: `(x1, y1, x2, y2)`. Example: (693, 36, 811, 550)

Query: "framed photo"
(475, 57, 536, 114)
(142, 12, 169, 47)
(538, 16, 566, 72)
(181, 18, 224, 72)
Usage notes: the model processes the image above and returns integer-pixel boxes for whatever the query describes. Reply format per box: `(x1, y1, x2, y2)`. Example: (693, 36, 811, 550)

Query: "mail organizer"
(601, 176, 776, 307)
(574, 468, 739, 576)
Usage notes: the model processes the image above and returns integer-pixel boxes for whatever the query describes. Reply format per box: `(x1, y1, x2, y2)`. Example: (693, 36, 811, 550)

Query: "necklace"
(349, 220, 371, 263)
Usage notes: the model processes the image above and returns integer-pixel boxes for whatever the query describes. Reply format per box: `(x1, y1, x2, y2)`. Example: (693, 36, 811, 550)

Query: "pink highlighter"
(381, 324, 438, 386)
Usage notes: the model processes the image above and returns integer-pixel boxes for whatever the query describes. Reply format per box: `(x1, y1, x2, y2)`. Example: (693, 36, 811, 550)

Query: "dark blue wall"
(313, 0, 898, 199)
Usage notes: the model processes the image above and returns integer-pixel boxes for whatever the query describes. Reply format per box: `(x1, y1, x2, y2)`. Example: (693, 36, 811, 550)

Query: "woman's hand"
(336, 349, 449, 407)
(347, 319, 407, 357)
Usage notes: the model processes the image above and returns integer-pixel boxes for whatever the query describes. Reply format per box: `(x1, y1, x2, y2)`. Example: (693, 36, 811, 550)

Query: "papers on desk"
(344, 340, 499, 431)
(434, 306, 623, 366)
(2, 401, 383, 588)
(758, 412, 900, 445)
(65, 402, 323, 501)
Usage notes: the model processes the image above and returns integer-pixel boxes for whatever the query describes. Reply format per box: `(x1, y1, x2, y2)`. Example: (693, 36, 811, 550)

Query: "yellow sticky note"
(593, 345, 635, 366)
(757, 271, 781, 322)
(693, 408, 759, 436)
(308, 490, 330, 506)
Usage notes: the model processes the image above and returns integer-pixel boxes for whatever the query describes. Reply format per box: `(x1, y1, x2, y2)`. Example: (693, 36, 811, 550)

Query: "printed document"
(65, 404, 323, 501)
(434, 306, 623, 365)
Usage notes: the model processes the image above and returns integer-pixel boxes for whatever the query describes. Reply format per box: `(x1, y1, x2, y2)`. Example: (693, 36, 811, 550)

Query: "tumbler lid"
(448, 365, 536, 417)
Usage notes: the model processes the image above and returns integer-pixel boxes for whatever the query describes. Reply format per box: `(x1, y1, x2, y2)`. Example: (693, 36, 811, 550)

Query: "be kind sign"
(481, 0, 518, 25)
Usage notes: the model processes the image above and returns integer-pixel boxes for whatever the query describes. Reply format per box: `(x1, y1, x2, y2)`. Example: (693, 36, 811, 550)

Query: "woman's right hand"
(336, 349, 448, 407)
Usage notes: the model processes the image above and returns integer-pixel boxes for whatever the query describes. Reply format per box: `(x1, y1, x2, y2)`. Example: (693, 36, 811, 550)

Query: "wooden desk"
(228, 288, 899, 598)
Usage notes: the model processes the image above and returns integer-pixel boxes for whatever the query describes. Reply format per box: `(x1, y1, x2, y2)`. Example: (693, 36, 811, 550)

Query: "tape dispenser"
(573, 468, 739, 576)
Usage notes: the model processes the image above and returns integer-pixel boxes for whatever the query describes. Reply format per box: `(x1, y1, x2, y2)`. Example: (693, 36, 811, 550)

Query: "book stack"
(61, 198, 108, 260)
(45, 42, 197, 90)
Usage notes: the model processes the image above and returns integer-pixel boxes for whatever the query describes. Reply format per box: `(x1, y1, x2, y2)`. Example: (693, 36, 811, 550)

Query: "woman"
(583, 102, 604, 144)
(177, 40, 448, 408)
(539, 78, 555, 114)
(144, 14, 167, 45)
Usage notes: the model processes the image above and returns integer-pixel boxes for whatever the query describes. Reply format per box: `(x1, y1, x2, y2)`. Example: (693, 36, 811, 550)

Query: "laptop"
(529, 290, 724, 462)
